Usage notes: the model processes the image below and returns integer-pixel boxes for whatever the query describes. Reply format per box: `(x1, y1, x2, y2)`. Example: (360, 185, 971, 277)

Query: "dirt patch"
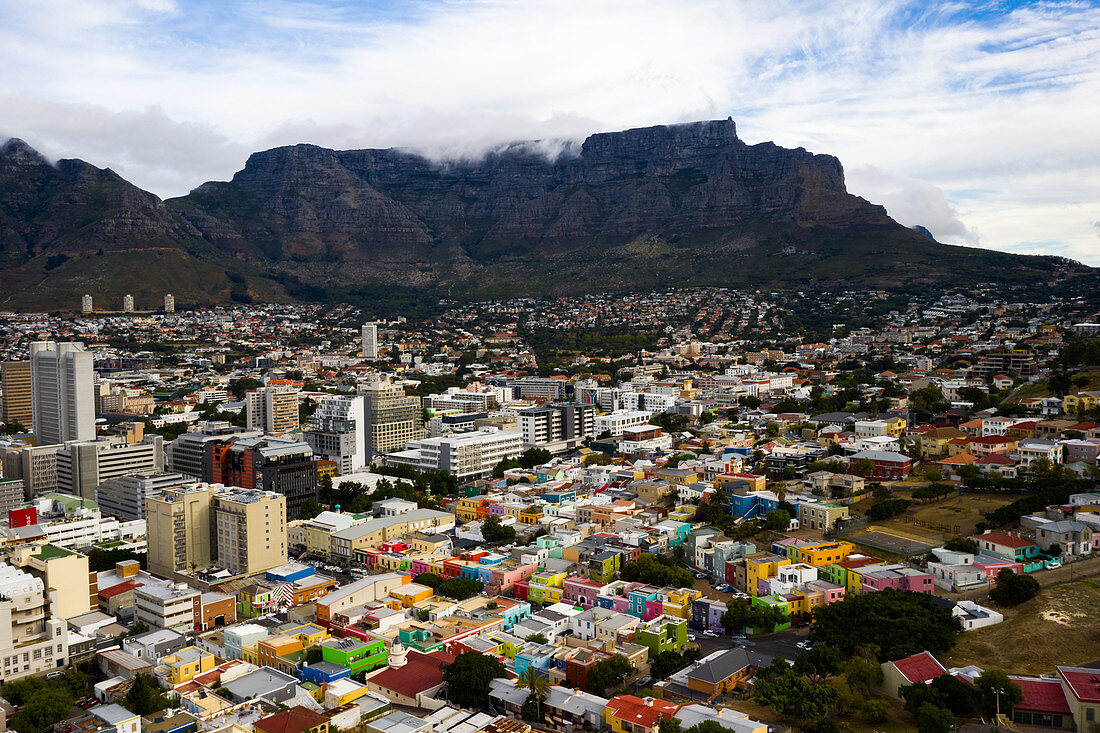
(943, 580, 1100, 676)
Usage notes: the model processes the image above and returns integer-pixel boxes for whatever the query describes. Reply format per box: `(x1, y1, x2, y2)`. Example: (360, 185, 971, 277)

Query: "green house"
(635, 616, 688, 656)
(320, 637, 388, 675)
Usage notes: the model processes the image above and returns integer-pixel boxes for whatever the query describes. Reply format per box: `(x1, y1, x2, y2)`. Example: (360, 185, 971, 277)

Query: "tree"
(442, 652, 508, 708)
(866, 498, 911, 520)
(519, 448, 552, 468)
(763, 509, 791, 531)
(437, 577, 482, 600)
(793, 646, 842, 684)
(412, 572, 444, 589)
(810, 589, 962, 661)
(928, 674, 978, 716)
(517, 667, 550, 722)
(586, 654, 631, 696)
(520, 695, 543, 723)
(7, 688, 72, 733)
(943, 536, 978, 554)
(305, 647, 323, 664)
(752, 661, 839, 720)
(524, 633, 549, 644)
(298, 498, 323, 520)
(989, 569, 1040, 606)
(850, 458, 876, 478)
(122, 673, 170, 715)
(620, 553, 693, 588)
(871, 483, 890, 500)
(916, 702, 956, 733)
(974, 669, 1023, 716)
(862, 699, 889, 724)
(481, 515, 516, 544)
(839, 648, 883, 693)
(584, 452, 612, 465)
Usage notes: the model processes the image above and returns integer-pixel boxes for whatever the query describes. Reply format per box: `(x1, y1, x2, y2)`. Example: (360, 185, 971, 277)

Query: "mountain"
(0, 121, 1087, 309)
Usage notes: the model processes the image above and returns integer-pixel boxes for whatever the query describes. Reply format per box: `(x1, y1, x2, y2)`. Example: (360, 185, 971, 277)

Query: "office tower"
(244, 386, 300, 433)
(81, 294, 93, 313)
(165, 421, 260, 478)
(95, 471, 191, 521)
(164, 293, 175, 313)
(518, 403, 596, 453)
(361, 323, 378, 360)
(387, 427, 523, 480)
(146, 483, 287, 579)
(213, 488, 287, 576)
(146, 483, 216, 577)
(303, 395, 365, 475)
(0, 563, 69, 680)
(205, 435, 316, 518)
(122, 294, 134, 312)
(0, 478, 23, 512)
(55, 434, 164, 501)
(1, 361, 33, 429)
(360, 378, 424, 458)
(29, 342, 95, 446)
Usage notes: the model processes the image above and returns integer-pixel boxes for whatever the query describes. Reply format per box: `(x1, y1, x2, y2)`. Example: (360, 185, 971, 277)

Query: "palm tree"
(517, 666, 550, 721)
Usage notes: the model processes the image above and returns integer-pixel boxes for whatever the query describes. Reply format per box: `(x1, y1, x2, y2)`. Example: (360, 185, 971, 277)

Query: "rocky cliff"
(0, 121, 1084, 308)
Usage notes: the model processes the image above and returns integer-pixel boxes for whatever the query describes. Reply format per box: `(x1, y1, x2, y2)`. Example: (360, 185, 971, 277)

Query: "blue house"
(298, 661, 350, 685)
(726, 491, 778, 520)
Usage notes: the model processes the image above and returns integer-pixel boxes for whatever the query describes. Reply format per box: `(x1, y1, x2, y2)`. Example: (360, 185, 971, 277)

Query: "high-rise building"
(164, 293, 175, 313)
(146, 483, 216, 578)
(165, 421, 260, 478)
(6, 542, 96, 621)
(361, 323, 378, 360)
(145, 483, 287, 579)
(244, 386, 300, 433)
(81, 294, 93, 313)
(212, 488, 287, 576)
(518, 403, 596, 454)
(1, 361, 33, 429)
(0, 563, 69, 680)
(95, 471, 191, 521)
(29, 342, 94, 446)
(56, 434, 164, 501)
(205, 435, 316, 518)
(361, 378, 424, 459)
(303, 395, 365, 475)
(122, 294, 134, 312)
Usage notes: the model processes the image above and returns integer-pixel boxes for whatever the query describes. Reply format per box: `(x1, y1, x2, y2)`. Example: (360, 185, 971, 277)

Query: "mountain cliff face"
(0, 120, 1083, 308)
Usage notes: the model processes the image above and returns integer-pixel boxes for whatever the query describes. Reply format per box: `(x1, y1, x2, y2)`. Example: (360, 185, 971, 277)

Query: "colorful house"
(604, 695, 680, 733)
(157, 646, 215, 685)
(743, 553, 791, 596)
(320, 637, 387, 676)
(634, 615, 688, 656)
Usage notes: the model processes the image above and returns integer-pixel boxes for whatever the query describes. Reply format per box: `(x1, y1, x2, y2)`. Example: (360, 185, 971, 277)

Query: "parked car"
(702, 629, 720, 638)
(45, 671, 63, 680)
(731, 634, 747, 640)
(687, 633, 697, 641)
(796, 641, 811, 649)
(637, 675, 653, 686)
(1047, 560, 1062, 569)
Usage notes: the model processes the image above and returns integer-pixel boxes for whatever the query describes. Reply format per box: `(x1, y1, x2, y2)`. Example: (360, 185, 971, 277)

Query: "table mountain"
(0, 121, 1085, 308)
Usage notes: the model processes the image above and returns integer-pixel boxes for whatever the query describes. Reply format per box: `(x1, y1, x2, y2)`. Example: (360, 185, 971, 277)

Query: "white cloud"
(0, 0, 1097, 264)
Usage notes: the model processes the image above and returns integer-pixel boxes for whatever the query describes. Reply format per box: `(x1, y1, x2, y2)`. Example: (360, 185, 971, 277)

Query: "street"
(692, 626, 811, 662)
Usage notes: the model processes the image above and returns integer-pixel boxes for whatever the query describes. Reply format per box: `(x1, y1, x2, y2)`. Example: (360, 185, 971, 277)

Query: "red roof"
(976, 532, 1035, 549)
(98, 580, 143, 599)
(605, 695, 681, 728)
(891, 651, 946, 684)
(254, 706, 331, 733)
(366, 649, 454, 698)
(1012, 677, 1072, 714)
(1058, 666, 1100, 703)
(975, 454, 1015, 465)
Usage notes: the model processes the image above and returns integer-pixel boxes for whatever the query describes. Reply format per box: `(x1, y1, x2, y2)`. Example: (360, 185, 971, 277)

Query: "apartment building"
(245, 386, 301, 434)
(213, 488, 288, 576)
(146, 484, 217, 578)
(1, 361, 33, 428)
(205, 435, 316, 518)
(304, 395, 365, 475)
(361, 379, 424, 458)
(56, 435, 164, 501)
(0, 562, 69, 682)
(29, 341, 95, 445)
(386, 427, 523, 480)
(5, 542, 97, 620)
(329, 509, 456, 563)
(134, 581, 201, 633)
(594, 411, 652, 437)
(361, 323, 378, 360)
(165, 421, 260, 478)
(518, 403, 596, 454)
(96, 472, 192, 521)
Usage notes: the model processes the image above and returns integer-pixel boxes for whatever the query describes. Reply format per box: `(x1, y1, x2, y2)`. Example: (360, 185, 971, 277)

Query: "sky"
(1, 0, 1099, 265)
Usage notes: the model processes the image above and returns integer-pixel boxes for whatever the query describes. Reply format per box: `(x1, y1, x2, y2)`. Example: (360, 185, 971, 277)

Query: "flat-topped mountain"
(0, 121, 1085, 308)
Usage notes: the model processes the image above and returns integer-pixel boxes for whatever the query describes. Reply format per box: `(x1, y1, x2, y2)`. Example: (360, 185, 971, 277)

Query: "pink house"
(643, 600, 664, 621)
(562, 577, 607, 608)
(487, 562, 537, 596)
(972, 556, 1023, 580)
(860, 566, 935, 594)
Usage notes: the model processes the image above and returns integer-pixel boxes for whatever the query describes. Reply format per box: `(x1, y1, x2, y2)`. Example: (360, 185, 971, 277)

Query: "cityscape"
(0, 281, 1095, 733)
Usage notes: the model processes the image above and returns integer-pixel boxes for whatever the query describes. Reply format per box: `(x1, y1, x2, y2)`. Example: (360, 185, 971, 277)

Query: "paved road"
(692, 626, 810, 662)
(852, 530, 935, 557)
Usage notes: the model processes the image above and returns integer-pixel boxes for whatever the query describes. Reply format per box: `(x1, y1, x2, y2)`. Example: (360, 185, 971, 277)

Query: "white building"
(244, 385, 300, 433)
(594, 411, 651, 437)
(56, 435, 164, 501)
(618, 426, 673, 455)
(95, 472, 192, 521)
(30, 342, 95, 445)
(362, 323, 378, 360)
(386, 428, 523, 480)
(304, 394, 366, 475)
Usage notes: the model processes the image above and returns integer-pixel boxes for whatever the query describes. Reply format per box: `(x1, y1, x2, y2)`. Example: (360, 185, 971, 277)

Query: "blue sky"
(1, 0, 1098, 264)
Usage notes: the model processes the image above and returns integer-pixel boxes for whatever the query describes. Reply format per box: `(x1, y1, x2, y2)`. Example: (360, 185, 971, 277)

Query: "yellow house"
(519, 505, 544, 524)
(659, 588, 701, 619)
(303, 522, 336, 558)
(486, 632, 520, 659)
(883, 416, 907, 436)
(744, 553, 790, 596)
(1064, 392, 1100, 414)
(653, 468, 700, 486)
(916, 427, 967, 458)
(158, 646, 215, 685)
(799, 542, 854, 568)
(389, 583, 434, 608)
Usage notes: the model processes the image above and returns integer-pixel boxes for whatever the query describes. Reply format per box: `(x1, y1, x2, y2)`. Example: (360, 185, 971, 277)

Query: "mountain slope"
(0, 121, 1087, 308)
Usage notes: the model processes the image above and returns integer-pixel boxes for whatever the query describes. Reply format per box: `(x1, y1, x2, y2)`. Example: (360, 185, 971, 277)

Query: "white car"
(687, 633, 697, 642)
(702, 629, 720, 638)
(796, 641, 811, 649)
(1047, 560, 1062, 569)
